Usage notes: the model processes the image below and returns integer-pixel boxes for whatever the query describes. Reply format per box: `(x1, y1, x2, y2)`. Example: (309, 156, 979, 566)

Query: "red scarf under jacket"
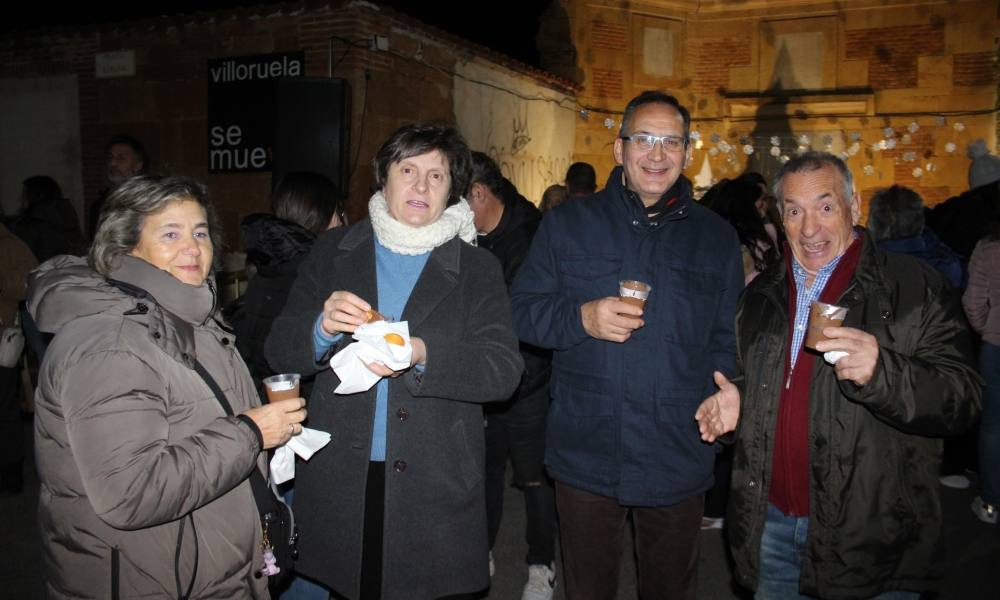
(769, 235, 863, 516)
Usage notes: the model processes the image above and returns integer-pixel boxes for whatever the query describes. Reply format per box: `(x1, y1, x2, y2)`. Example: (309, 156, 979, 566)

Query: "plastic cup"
(619, 280, 651, 310)
(262, 373, 301, 402)
(804, 302, 848, 350)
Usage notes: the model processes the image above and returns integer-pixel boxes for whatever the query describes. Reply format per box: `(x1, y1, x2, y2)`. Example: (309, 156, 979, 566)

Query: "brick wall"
(954, 51, 997, 87)
(845, 24, 945, 90)
(591, 19, 628, 50)
(688, 36, 752, 95)
(1, 2, 574, 244)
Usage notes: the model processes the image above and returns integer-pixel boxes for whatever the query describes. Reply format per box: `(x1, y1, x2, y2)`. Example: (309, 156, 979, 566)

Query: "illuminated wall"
(555, 0, 999, 206)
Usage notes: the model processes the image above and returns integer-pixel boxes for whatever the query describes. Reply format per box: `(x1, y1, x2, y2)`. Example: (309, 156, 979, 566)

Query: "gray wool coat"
(28, 255, 269, 599)
(266, 220, 524, 600)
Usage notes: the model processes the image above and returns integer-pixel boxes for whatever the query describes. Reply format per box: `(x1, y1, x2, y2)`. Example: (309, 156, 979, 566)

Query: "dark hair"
(271, 171, 345, 234)
(105, 134, 149, 173)
(373, 123, 471, 206)
(867, 185, 925, 241)
(21, 175, 64, 210)
(772, 151, 854, 213)
(469, 151, 505, 200)
(620, 90, 691, 144)
(539, 184, 568, 212)
(706, 178, 780, 274)
(565, 162, 597, 196)
(90, 175, 220, 276)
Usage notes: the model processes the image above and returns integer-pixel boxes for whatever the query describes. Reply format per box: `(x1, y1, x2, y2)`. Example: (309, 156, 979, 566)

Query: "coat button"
(880, 310, 891, 320)
(393, 460, 407, 473)
(152, 331, 161, 339)
(747, 479, 757, 488)
(220, 337, 230, 346)
(761, 383, 768, 390)
(397, 407, 409, 421)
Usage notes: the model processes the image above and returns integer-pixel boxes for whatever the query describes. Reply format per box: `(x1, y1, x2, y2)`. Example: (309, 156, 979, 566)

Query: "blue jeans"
(756, 503, 920, 600)
(980, 342, 1000, 506)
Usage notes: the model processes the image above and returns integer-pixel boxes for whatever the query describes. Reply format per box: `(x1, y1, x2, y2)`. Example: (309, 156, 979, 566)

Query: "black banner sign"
(207, 51, 305, 173)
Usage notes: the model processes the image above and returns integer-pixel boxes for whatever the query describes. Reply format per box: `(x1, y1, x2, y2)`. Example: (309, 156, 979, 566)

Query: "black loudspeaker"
(272, 77, 351, 197)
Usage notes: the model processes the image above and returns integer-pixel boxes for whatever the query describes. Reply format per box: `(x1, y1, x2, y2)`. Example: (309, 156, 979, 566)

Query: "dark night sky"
(8, 1, 548, 68)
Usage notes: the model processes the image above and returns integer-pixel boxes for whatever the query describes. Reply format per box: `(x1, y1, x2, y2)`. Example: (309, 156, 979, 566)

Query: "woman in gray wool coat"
(266, 123, 524, 600)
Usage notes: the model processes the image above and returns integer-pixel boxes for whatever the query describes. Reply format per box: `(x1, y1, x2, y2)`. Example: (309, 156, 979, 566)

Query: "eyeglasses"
(620, 134, 686, 153)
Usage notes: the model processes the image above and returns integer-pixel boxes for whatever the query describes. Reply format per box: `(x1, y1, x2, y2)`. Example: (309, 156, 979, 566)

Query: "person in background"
(737, 171, 784, 249)
(467, 151, 556, 600)
(266, 123, 523, 600)
(229, 171, 346, 600)
(88, 134, 148, 239)
(0, 218, 37, 494)
(511, 90, 743, 600)
(230, 171, 347, 401)
(697, 151, 981, 599)
(867, 185, 964, 289)
(538, 184, 567, 213)
(28, 175, 306, 598)
(699, 173, 783, 532)
(705, 176, 782, 285)
(963, 204, 1000, 525)
(868, 185, 974, 491)
(564, 162, 597, 198)
(11, 175, 86, 262)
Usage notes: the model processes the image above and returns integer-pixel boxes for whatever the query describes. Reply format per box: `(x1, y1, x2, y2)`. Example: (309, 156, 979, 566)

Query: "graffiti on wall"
(454, 59, 575, 204)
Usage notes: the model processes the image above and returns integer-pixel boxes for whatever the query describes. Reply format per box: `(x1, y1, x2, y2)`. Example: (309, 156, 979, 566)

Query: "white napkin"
(269, 426, 332, 484)
(329, 320, 412, 394)
(824, 350, 849, 365)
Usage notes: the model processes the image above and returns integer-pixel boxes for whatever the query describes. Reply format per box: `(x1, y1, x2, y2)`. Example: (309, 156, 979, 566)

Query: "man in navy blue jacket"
(510, 90, 744, 599)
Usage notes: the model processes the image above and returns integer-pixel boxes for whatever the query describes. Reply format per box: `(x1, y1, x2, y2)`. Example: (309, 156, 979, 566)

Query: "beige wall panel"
(839, 60, 869, 88)
(760, 17, 838, 91)
(918, 55, 954, 89)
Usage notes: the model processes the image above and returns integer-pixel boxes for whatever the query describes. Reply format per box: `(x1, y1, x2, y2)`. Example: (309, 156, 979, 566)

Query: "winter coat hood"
(242, 213, 316, 271)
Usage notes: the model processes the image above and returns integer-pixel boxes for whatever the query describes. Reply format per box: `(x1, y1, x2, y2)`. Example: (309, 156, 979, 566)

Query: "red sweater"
(769, 237, 862, 516)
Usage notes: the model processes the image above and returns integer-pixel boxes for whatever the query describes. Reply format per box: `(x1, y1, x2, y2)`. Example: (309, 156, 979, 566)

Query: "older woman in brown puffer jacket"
(28, 176, 306, 599)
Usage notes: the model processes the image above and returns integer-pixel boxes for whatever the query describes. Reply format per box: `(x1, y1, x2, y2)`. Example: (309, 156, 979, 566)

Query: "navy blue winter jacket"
(510, 168, 744, 505)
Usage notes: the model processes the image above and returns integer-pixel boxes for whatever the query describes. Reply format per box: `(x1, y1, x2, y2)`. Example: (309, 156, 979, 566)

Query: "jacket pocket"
(651, 264, 725, 347)
(452, 418, 482, 493)
(558, 255, 620, 298)
(552, 372, 614, 417)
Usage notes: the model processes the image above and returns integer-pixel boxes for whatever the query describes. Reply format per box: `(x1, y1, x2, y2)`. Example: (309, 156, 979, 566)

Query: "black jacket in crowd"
(477, 179, 552, 408)
(228, 213, 317, 400)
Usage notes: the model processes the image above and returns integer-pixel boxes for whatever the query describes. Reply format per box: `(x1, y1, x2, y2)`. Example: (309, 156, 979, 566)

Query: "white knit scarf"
(368, 190, 477, 255)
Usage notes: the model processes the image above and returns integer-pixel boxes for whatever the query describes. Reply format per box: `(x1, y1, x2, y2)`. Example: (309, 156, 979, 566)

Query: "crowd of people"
(0, 88, 997, 600)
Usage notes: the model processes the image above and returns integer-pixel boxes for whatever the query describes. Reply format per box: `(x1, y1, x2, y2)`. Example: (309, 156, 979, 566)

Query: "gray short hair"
(772, 151, 854, 215)
(89, 175, 220, 276)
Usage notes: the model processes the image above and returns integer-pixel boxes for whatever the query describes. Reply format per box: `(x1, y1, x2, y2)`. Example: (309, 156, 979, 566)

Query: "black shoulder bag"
(191, 359, 298, 593)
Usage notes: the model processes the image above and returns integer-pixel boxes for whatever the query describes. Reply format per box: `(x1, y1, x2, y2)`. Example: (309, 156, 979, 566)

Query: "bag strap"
(189, 359, 282, 533)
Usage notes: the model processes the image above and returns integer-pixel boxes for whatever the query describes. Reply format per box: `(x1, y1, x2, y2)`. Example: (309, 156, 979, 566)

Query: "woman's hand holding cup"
(321, 291, 372, 336)
(242, 397, 307, 450)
